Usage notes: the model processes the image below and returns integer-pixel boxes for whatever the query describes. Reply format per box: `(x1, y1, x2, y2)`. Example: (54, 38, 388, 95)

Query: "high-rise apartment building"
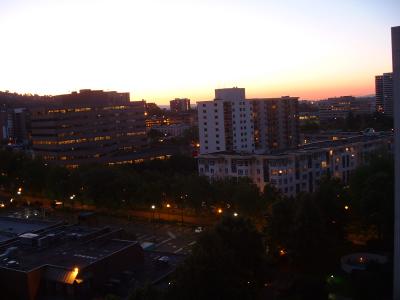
(197, 88, 254, 154)
(170, 98, 191, 112)
(30, 90, 147, 167)
(391, 25, 400, 300)
(251, 97, 299, 151)
(375, 72, 393, 116)
(197, 88, 300, 155)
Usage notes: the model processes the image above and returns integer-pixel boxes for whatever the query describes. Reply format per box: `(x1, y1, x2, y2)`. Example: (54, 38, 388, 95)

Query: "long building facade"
(30, 90, 147, 167)
(198, 133, 393, 197)
(318, 96, 374, 122)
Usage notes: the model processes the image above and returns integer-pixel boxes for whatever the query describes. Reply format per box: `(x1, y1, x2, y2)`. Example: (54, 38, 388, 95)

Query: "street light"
(180, 194, 188, 226)
(217, 208, 223, 214)
(151, 205, 156, 240)
(233, 212, 238, 217)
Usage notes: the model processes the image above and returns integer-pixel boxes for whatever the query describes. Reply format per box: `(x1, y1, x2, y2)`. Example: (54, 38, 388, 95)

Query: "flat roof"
(0, 221, 137, 272)
(200, 132, 393, 159)
(0, 216, 57, 236)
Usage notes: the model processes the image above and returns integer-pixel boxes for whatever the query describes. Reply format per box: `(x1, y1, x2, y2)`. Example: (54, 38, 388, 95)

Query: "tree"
(349, 153, 394, 246)
(130, 284, 164, 300)
(167, 217, 268, 300)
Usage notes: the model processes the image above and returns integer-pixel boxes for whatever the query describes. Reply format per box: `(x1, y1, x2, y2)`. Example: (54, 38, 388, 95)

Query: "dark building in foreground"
(0, 215, 185, 300)
(0, 217, 144, 300)
(29, 90, 147, 167)
(392, 25, 400, 300)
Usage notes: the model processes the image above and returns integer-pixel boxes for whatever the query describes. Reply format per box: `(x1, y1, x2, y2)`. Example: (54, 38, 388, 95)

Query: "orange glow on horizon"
(0, 0, 396, 105)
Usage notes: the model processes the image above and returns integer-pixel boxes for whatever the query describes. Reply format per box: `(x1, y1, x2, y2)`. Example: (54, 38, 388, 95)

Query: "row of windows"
(33, 135, 112, 145)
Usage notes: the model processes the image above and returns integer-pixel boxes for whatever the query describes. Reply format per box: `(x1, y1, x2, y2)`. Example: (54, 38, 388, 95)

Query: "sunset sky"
(0, 0, 399, 104)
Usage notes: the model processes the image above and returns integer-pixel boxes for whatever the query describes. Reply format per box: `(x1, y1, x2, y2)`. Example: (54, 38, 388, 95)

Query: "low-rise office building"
(0, 217, 143, 300)
(30, 90, 147, 167)
(198, 132, 393, 197)
(318, 96, 374, 122)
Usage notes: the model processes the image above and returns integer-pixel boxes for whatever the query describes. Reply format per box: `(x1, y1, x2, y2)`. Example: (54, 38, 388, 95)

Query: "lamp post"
(180, 194, 187, 227)
(151, 205, 156, 239)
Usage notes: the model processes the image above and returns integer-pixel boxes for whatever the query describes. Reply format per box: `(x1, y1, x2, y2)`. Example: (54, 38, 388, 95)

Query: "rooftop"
(0, 218, 136, 272)
(200, 131, 393, 159)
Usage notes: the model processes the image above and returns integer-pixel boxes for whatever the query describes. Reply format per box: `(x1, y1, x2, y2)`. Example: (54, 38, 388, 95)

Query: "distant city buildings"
(375, 72, 393, 115)
(198, 132, 393, 197)
(170, 98, 191, 113)
(318, 96, 374, 122)
(0, 107, 7, 142)
(0, 107, 30, 146)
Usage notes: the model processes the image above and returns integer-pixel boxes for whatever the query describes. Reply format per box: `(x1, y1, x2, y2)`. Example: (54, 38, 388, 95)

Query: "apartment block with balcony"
(251, 97, 299, 152)
(198, 132, 393, 197)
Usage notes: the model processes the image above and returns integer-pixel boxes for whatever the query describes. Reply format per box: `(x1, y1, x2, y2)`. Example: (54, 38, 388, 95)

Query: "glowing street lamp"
(217, 208, 223, 214)
(233, 212, 238, 217)
(344, 205, 349, 211)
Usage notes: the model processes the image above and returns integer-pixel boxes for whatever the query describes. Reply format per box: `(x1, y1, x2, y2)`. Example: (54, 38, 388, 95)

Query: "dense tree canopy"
(166, 216, 268, 300)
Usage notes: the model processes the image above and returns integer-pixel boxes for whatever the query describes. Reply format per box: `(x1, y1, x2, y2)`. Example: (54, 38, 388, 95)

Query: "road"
(96, 215, 201, 255)
(3, 207, 203, 256)
(127, 222, 199, 255)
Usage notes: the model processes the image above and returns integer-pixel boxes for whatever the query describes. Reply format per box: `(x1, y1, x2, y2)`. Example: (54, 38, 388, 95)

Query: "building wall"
(375, 73, 394, 116)
(198, 134, 393, 197)
(30, 93, 147, 166)
(197, 88, 254, 154)
(391, 25, 400, 300)
(252, 97, 299, 152)
(170, 98, 190, 112)
(0, 109, 7, 141)
(198, 100, 227, 154)
(0, 267, 41, 300)
(82, 243, 144, 294)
